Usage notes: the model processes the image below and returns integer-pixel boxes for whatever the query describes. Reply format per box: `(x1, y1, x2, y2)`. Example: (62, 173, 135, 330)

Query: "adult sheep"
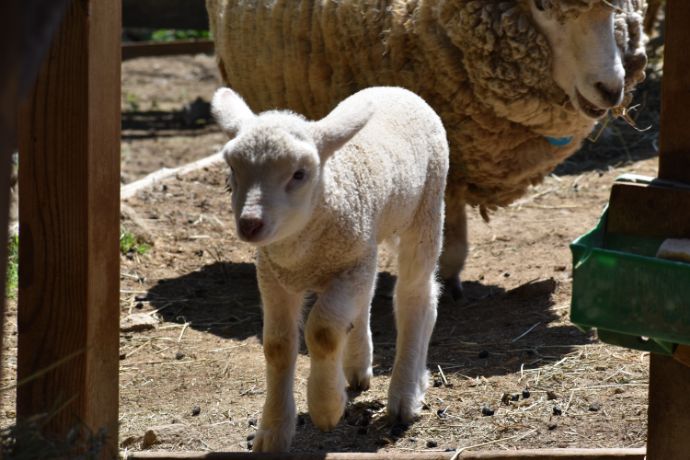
(206, 0, 648, 298)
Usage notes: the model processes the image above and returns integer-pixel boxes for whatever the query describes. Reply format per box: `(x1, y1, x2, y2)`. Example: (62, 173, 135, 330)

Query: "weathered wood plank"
(16, 0, 120, 455)
(658, 0, 690, 182)
(123, 0, 209, 29)
(125, 448, 647, 460)
(122, 39, 214, 60)
(606, 181, 690, 237)
(674, 345, 690, 367)
(647, 354, 690, 459)
(645, 1, 690, 459)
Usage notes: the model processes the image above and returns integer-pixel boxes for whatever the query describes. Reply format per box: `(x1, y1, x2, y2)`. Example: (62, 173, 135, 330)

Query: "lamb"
(205, 0, 648, 298)
(211, 86, 449, 452)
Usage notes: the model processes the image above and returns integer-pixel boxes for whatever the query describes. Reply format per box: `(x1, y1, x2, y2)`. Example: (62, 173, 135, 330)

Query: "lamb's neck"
(258, 195, 331, 272)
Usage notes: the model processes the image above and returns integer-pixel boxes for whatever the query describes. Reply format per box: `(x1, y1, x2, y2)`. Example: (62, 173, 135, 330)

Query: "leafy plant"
(120, 230, 151, 256)
(124, 92, 140, 112)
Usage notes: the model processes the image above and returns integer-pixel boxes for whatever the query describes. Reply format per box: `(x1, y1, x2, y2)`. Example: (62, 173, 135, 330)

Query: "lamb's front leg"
(305, 258, 377, 431)
(253, 268, 304, 453)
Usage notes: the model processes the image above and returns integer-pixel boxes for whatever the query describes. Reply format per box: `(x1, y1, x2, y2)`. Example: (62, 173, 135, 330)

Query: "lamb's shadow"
(147, 264, 593, 381)
(147, 262, 263, 341)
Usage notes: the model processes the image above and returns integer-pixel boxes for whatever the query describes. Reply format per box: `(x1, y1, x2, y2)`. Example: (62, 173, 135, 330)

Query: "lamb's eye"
(292, 169, 306, 181)
(533, 0, 545, 11)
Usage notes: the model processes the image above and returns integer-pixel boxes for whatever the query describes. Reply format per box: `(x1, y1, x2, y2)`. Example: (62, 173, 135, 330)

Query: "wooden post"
(601, 1, 690, 458)
(646, 1, 690, 459)
(17, 0, 120, 455)
(657, 0, 690, 182)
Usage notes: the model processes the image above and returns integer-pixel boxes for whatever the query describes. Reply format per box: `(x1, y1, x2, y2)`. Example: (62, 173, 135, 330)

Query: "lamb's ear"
(311, 98, 374, 159)
(211, 87, 255, 137)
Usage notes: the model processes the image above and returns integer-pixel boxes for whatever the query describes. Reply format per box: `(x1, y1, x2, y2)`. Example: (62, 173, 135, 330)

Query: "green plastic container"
(570, 180, 690, 355)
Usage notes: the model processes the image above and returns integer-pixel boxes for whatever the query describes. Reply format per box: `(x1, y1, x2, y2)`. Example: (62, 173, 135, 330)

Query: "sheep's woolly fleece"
(207, 0, 647, 211)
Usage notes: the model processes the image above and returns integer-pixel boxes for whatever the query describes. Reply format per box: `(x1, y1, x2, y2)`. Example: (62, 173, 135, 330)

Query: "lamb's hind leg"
(439, 187, 468, 301)
(342, 276, 375, 392)
(388, 222, 442, 423)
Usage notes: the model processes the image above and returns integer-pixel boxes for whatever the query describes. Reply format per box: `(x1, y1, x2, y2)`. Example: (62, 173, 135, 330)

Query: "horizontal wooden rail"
(124, 448, 646, 460)
(122, 39, 214, 60)
(123, 0, 209, 30)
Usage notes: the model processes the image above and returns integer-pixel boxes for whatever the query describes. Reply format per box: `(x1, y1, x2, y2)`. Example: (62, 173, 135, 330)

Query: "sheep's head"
(211, 88, 371, 246)
(527, 0, 648, 118)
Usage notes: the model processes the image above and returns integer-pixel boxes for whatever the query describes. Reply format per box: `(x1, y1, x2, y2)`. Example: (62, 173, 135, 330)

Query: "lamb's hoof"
(252, 424, 294, 452)
(345, 366, 372, 392)
(443, 277, 464, 302)
(309, 390, 346, 431)
(387, 393, 422, 425)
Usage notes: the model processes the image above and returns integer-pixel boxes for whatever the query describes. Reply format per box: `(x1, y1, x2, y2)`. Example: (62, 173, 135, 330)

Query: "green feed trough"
(570, 178, 690, 355)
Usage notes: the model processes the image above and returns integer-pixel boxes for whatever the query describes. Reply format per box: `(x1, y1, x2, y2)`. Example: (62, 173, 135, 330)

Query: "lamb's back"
(325, 87, 448, 244)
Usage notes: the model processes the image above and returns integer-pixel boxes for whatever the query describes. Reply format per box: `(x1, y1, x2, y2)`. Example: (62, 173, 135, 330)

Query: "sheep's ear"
(211, 87, 255, 137)
(311, 98, 373, 159)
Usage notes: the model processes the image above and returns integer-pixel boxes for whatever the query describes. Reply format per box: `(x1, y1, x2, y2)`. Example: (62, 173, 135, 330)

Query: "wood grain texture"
(122, 39, 214, 61)
(125, 448, 646, 460)
(17, 0, 120, 456)
(645, 1, 690, 459)
(674, 345, 690, 367)
(658, 0, 690, 182)
(606, 182, 690, 237)
(647, 354, 690, 459)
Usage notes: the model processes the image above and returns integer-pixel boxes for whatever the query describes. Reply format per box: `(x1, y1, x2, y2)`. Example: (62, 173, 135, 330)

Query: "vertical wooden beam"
(646, 1, 690, 459)
(647, 355, 690, 459)
(17, 0, 120, 455)
(658, 0, 690, 181)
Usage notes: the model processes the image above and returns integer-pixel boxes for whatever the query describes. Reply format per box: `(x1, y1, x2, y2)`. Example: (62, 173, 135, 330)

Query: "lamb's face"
(528, 0, 642, 119)
(223, 120, 322, 247)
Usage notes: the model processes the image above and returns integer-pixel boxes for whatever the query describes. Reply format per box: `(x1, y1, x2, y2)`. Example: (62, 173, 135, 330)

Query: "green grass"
(120, 230, 151, 256)
(150, 29, 210, 42)
(124, 92, 140, 112)
(6, 234, 18, 298)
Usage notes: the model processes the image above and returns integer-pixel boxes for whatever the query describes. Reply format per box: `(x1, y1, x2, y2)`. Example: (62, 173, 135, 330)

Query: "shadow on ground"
(121, 97, 213, 140)
(147, 263, 592, 381)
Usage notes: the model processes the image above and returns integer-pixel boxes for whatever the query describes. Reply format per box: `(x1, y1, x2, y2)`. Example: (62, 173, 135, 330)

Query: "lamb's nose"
(595, 81, 624, 107)
(238, 217, 264, 240)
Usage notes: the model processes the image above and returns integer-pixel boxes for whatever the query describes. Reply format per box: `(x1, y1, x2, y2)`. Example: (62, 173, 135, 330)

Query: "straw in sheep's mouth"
(575, 89, 608, 119)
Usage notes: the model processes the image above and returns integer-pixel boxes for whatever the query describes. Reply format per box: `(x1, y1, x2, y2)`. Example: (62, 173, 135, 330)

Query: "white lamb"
(211, 86, 449, 452)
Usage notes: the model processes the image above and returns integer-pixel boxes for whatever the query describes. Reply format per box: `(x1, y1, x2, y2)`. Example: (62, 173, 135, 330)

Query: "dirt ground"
(2, 38, 664, 455)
